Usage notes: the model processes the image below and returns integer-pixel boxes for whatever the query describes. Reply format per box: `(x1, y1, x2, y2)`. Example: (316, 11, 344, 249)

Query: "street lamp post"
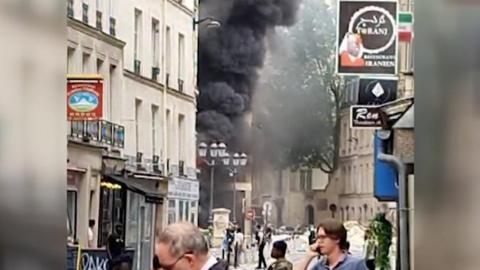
(198, 142, 227, 223)
(223, 152, 248, 224)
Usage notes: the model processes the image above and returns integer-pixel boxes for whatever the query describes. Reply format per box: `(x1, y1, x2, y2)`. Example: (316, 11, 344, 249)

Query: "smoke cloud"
(197, 0, 302, 145)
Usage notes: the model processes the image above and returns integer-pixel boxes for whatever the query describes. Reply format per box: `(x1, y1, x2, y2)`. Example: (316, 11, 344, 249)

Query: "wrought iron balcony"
(69, 120, 124, 149)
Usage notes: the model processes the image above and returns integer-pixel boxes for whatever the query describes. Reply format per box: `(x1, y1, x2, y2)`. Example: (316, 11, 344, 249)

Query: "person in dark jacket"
(110, 253, 133, 270)
(155, 222, 229, 270)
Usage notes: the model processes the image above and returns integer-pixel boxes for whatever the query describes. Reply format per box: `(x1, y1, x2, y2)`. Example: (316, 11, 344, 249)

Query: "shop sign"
(168, 178, 199, 200)
(337, 0, 398, 75)
(358, 77, 397, 105)
(350, 105, 386, 129)
(67, 75, 103, 121)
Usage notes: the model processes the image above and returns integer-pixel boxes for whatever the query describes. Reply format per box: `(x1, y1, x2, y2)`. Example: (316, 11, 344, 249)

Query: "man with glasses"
(298, 219, 368, 270)
(154, 222, 229, 270)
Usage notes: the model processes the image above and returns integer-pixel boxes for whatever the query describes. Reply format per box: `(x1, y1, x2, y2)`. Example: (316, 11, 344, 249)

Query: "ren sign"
(350, 105, 386, 129)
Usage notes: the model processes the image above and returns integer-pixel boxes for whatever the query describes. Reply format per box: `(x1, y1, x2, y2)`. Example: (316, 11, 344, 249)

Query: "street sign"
(246, 209, 255, 220)
(358, 77, 397, 105)
(350, 105, 385, 129)
(336, 0, 398, 76)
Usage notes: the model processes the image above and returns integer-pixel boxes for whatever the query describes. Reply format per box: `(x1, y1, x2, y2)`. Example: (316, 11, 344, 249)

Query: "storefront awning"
(104, 174, 165, 204)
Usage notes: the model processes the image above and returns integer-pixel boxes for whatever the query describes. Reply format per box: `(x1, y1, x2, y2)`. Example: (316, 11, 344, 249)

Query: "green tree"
(260, 0, 347, 172)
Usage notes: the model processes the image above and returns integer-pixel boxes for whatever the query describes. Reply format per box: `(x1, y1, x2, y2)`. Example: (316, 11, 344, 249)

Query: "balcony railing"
(69, 120, 124, 149)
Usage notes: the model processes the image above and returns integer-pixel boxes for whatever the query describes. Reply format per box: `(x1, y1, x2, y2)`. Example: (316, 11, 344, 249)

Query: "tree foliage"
(259, 0, 344, 172)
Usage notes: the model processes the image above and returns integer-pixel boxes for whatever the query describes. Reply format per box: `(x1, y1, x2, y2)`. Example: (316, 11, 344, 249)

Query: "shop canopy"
(104, 174, 165, 204)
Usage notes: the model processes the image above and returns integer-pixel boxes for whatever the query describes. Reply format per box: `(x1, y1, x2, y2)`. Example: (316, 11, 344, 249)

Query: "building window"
(67, 47, 75, 73)
(178, 114, 185, 162)
(135, 99, 142, 153)
(82, 1, 89, 23)
(168, 200, 176, 224)
(166, 26, 171, 75)
(67, 190, 77, 241)
(190, 201, 197, 223)
(152, 105, 159, 156)
(178, 33, 185, 91)
(134, 9, 142, 73)
(179, 200, 185, 221)
(82, 53, 91, 73)
(152, 18, 160, 80)
(67, 0, 74, 17)
(99, 186, 126, 247)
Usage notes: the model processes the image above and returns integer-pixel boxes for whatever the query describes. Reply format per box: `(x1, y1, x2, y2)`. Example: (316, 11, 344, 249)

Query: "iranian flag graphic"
(398, 12, 413, 42)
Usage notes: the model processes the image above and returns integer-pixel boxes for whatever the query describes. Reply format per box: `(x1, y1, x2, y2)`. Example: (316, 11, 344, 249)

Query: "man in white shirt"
(234, 228, 245, 266)
(155, 222, 229, 270)
(88, 219, 95, 248)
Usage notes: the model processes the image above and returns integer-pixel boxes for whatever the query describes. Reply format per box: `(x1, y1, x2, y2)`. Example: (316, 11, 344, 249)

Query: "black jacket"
(209, 259, 230, 270)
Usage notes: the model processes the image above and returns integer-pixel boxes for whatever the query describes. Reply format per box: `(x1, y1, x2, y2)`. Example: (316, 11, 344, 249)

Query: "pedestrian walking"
(234, 228, 245, 266)
(221, 229, 229, 260)
(267, 240, 293, 270)
(298, 219, 368, 270)
(363, 230, 376, 270)
(257, 228, 267, 269)
(154, 222, 229, 270)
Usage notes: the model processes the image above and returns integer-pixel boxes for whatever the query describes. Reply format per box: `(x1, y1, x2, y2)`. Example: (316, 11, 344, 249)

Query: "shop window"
(168, 200, 176, 224)
(126, 191, 140, 247)
(98, 185, 126, 247)
(67, 190, 77, 242)
(179, 200, 185, 221)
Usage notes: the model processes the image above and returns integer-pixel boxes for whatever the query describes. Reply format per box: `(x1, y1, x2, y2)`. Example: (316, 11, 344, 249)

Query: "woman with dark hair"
(106, 232, 126, 270)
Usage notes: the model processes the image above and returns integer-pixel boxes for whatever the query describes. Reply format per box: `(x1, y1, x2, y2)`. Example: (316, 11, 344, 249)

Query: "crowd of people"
(100, 218, 374, 270)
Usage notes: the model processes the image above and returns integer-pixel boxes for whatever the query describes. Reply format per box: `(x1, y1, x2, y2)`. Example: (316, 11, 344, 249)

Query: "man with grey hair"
(155, 222, 229, 270)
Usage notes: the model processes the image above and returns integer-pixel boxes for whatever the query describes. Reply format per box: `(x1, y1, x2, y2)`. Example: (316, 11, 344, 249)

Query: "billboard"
(336, 0, 398, 75)
(67, 75, 103, 121)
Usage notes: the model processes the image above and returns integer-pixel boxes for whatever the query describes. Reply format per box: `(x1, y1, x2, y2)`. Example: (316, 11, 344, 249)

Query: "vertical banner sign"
(337, 0, 398, 75)
(67, 77, 103, 121)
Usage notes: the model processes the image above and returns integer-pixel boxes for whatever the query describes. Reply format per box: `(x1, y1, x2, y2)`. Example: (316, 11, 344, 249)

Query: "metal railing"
(69, 120, 125, 149)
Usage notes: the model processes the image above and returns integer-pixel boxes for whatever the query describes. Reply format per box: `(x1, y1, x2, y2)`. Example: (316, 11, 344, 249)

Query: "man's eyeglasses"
(153, 251, 192, 270)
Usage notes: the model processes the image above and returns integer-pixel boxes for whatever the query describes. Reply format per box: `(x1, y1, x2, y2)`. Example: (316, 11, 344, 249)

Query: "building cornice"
(67, 17, 126, 49)
(124, 70, 196, 105)
(124, 70, 164, 92)
(167, 0, 194, 17)
(167, 88, 195, 104)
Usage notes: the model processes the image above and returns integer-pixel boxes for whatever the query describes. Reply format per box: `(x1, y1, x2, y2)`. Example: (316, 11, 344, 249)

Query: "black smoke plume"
(197, 0, 301, 146)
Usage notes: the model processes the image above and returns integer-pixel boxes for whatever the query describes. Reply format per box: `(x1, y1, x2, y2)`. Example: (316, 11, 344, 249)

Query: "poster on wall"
(67, 75, 103, 121)
(336, 0, 398, 76)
